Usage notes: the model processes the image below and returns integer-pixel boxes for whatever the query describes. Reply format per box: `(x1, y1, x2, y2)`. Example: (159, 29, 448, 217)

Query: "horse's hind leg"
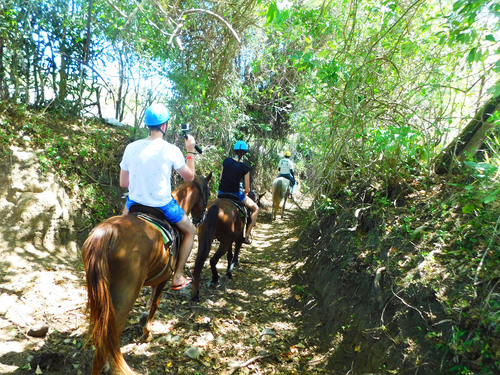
(282, 195, 288, 217)
(227, 242, 242, 278)
(141, 280, 168, 342)
(226, 246, 234, 274)
(209, 242, 229, 287)
(110, 278, 143, 337)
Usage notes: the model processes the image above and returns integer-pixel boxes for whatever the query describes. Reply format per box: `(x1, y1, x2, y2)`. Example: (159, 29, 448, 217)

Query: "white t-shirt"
(120, 138, 185, 207)
(278, 158, 294, 174)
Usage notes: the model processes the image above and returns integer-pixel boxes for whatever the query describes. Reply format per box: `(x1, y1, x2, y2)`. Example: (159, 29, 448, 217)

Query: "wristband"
(187, 155, 194, 160)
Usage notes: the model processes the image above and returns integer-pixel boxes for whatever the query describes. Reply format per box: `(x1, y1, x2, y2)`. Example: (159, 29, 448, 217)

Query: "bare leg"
(243, 197, 259, 238)
(172, 215, 195, 286)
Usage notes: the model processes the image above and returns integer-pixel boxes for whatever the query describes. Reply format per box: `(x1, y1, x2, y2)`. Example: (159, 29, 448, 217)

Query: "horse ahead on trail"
(271, 176, 291, 220)
(81, 174, 211, 375)
(191, 190, 263, 302)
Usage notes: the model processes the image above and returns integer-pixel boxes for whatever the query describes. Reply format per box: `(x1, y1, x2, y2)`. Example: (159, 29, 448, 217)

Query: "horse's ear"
(206, 171, 213, 182)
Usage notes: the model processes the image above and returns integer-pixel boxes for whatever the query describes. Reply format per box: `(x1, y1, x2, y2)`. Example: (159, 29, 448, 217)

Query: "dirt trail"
(0, 194, 325, 374)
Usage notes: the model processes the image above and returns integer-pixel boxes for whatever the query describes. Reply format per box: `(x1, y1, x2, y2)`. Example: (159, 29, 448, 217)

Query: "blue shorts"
(126, 197, 185, 223)
(218, 190, 246, 202)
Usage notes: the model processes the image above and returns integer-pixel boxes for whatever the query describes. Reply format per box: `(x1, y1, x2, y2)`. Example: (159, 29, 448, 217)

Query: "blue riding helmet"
(144, 104, 171, 126)
(234, 140, 249, 151)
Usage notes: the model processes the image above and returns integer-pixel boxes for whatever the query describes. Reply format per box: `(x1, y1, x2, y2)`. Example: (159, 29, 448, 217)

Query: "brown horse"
(82, 174, 211, 375)
(191, 190, 263, 302)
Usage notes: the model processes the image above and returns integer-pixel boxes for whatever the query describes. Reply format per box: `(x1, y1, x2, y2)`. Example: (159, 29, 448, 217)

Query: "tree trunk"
(58, 33, 68, 104)
(0, 37, 6, 100)
(11, 52, 21, 102)
(33, 38, 40, 106)
(25, 46, 31, 106)
(434, 95, 500, 174)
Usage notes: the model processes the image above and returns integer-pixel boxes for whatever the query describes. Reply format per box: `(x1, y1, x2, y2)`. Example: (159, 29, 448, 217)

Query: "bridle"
(191, 176, 210, 226)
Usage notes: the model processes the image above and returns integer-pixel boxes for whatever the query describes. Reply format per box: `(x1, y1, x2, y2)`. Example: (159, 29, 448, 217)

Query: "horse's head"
(248, 190, 265, 207)
(190, 172, 212, 226)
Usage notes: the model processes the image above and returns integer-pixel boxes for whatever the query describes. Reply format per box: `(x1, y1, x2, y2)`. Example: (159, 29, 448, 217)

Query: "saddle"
(217, 193, 252, 226)
(128, 204, 180, 252)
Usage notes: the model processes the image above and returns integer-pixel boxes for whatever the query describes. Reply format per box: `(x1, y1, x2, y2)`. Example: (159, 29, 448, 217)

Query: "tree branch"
(225, 354, 272, 375)
(169, 9, 241, 44)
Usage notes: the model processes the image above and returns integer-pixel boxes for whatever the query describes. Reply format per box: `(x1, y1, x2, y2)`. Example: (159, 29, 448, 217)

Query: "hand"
(185, 134, 196, 153)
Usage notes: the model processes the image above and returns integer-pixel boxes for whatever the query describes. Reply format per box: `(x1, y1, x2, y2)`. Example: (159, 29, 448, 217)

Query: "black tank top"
(218, 158, 250, 193)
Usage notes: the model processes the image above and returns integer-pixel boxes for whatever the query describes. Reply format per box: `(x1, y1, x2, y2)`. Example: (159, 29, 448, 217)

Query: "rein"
(191, 176, 210, 227)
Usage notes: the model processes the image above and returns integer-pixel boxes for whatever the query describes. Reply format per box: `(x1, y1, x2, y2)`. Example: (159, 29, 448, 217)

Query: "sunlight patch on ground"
(0, 341, 27, 356)
(0, 364, 19, 373)
(262, 288, 287, 297)
(151, 320, 175, 335)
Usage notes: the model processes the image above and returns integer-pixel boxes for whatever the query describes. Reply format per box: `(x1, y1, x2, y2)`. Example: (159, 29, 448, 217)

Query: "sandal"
(172, 276, 192, 291)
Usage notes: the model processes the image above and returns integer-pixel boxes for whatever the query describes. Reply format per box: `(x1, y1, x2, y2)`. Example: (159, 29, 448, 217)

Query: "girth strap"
(144, 257, 172, 285)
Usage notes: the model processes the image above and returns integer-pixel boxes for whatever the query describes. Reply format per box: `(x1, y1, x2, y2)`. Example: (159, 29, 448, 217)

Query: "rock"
(28, 325, 49, 338)
(156, 334, 181, 345)
(103, 118, 123, 127)
(260, 328, 276, 337)
(184, 346, 202, 360)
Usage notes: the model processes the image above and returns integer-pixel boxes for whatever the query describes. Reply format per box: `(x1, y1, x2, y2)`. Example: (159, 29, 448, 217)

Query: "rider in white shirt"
(119, 103, 197, 291)
(277, 151, 296, 194)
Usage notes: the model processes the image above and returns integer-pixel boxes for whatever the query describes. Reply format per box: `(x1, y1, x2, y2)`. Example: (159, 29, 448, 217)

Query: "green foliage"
(243, 0, 499, 200)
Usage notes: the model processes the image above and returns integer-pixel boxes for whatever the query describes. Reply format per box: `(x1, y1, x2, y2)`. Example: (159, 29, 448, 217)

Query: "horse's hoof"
(209, 281, 218, 288)
(141, 331, 153, 342)
(220, 275, 229, 287)
(139, 312, 148, 327)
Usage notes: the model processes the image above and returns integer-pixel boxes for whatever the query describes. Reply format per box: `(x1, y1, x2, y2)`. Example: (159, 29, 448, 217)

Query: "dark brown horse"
(191, 190, 263, 302)
(82, 174, 211, 375)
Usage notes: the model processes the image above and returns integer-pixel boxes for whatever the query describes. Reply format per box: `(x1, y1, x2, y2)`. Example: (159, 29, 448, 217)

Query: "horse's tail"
(192, 204, 219, 301)
(82, 222, 134, 375)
